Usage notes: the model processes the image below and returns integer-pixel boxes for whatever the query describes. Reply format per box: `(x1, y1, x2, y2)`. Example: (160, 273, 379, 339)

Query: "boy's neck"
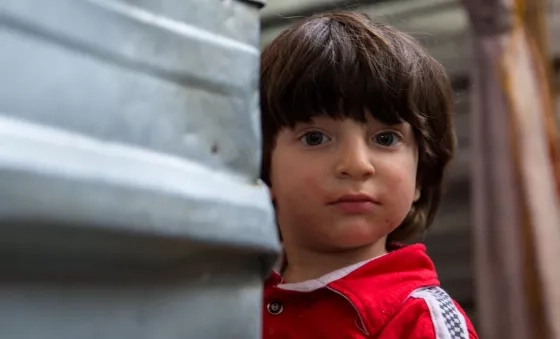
(281, 239, 388, 284)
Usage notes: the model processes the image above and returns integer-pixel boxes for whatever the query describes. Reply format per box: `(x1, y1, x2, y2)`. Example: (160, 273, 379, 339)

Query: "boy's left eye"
(373, 132, 400, 146)
(300, 131, 330, 146)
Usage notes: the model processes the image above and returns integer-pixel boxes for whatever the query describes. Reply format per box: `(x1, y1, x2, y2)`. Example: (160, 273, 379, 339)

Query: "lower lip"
(330, 201, 377, 214)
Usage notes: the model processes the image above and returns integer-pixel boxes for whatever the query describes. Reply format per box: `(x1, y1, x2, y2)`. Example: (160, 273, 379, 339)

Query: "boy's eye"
(300, 131, 330, 146)
(374, 132, 400, 147)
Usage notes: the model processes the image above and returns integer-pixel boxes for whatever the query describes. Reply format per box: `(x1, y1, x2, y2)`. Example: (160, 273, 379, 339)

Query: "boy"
(260, 11, 478, 339)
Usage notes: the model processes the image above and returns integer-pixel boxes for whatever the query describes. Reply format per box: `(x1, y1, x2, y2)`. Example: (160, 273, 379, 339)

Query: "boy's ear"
(413, 188, 421, 202)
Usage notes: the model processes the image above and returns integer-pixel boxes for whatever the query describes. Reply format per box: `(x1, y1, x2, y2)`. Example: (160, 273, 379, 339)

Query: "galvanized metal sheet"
(0, 0, 278, 338)
(0, 0, 262, 175)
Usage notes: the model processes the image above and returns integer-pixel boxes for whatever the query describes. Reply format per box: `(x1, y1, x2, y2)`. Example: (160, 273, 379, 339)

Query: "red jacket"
(263, 244, 478, 339)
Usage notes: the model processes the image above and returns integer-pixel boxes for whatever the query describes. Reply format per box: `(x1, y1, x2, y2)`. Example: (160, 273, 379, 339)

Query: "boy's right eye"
(300, 131, 330, 146)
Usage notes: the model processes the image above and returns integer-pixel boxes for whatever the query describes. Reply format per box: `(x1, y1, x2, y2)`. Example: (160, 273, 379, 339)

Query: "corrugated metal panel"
(0, 0, 279, 338)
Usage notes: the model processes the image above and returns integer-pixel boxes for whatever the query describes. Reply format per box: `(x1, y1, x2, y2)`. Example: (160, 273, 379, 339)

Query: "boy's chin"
(325, 221, 394, 246)
(319, 232, 387, 253)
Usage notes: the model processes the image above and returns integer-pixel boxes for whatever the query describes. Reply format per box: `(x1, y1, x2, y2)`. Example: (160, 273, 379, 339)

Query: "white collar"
(274, 253, 387, 292)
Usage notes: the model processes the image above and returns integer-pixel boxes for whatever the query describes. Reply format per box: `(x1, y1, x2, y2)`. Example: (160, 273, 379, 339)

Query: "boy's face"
(269, 115, 419, 253)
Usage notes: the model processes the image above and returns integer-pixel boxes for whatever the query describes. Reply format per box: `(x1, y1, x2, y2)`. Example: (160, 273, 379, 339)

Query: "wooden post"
(461, 0, 560, 338)
(522, 0, 560, 197)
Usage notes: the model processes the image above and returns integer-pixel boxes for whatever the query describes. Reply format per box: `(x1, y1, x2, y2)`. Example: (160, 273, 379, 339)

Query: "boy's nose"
(335, 141, 375, 180)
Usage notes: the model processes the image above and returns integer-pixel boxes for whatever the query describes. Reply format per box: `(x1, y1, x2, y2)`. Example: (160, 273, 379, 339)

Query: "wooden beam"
(523, 0, 560, 197)
(461, 0, 560, 338)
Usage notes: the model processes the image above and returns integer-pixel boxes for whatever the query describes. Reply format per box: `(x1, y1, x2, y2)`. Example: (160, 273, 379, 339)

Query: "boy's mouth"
(327, 193, 380, 214)
(329, 193, 379, 204)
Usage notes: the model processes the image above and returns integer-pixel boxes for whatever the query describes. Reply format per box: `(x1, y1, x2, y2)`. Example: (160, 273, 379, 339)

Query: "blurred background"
(260, 0, 560, 326)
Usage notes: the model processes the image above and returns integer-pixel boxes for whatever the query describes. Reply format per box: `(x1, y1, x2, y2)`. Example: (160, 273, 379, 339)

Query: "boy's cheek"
(277, 162, 324, 189)
(293, 172, 325, 196)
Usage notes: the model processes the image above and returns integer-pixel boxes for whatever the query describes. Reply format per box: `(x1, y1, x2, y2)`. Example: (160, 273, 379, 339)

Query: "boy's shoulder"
(331, 244, 477, 338)
(377, 285, 478, 339)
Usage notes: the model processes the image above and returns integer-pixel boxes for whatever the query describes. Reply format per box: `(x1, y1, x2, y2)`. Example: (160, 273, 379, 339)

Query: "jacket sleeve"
(378, 287, 479, 339)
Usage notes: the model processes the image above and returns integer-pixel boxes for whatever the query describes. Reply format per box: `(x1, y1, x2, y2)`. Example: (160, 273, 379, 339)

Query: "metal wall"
(0, 0, 280, 338)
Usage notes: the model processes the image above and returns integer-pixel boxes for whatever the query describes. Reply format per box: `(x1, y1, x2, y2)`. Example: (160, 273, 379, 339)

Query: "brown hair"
(260, 11, 455, 242)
